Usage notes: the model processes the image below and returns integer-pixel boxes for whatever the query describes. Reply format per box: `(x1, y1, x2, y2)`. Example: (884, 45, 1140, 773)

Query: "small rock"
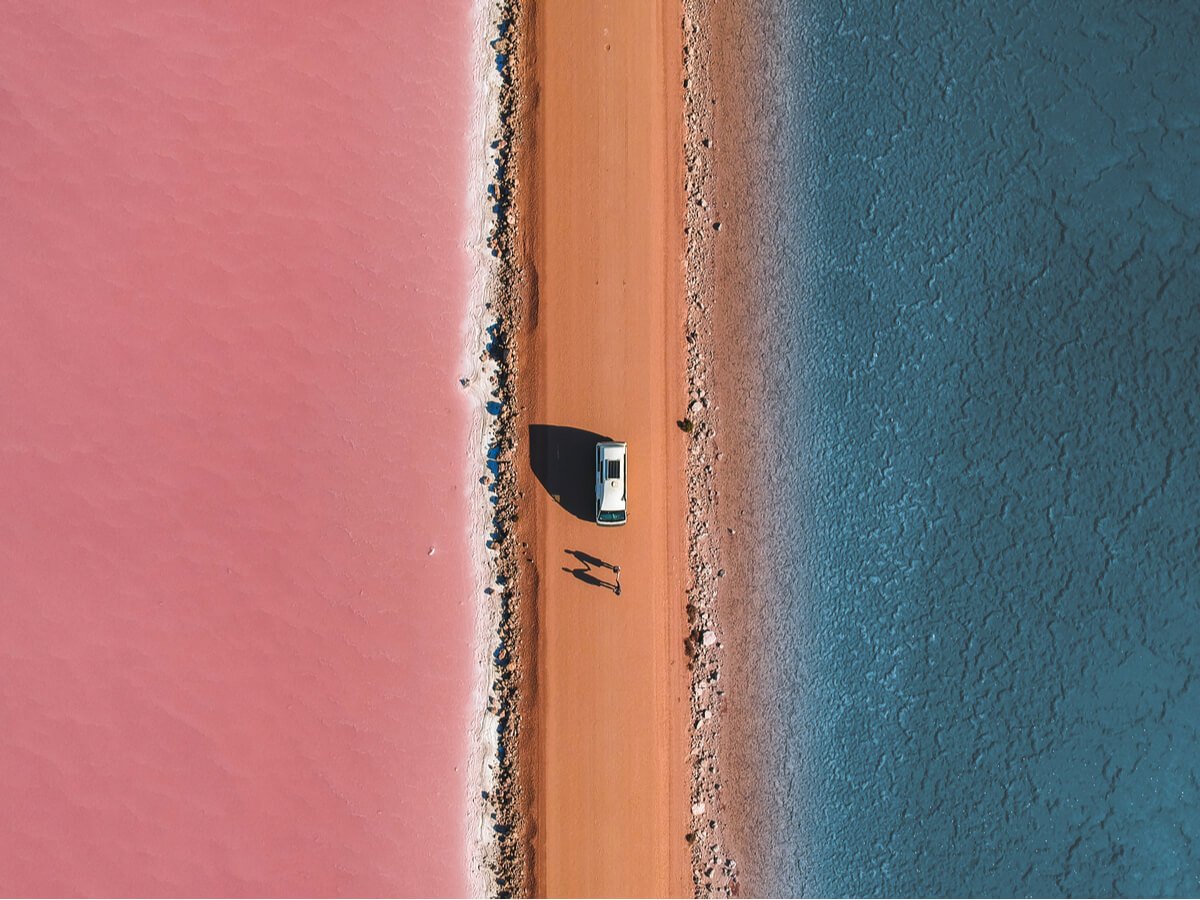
(692, 801, 706, 816)
(702, 630, 717, 647)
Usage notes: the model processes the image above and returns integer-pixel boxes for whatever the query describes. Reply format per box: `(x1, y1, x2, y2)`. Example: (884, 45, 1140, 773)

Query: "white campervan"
(594, 441, 627, 526)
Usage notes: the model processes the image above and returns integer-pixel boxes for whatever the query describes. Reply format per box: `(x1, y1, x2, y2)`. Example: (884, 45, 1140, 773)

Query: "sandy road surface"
(519, 1, 689, 895)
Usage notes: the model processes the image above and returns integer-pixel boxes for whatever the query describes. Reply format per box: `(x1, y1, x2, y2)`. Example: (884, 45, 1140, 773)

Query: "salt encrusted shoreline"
(682, 1, 740, 896)
(469, 0, 532, 896)
(464, 0, 500, 893)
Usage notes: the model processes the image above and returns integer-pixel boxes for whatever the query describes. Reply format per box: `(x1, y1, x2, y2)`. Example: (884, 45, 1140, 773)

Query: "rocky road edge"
(476, 1, 534, 896)
(681, 2, 741, 897)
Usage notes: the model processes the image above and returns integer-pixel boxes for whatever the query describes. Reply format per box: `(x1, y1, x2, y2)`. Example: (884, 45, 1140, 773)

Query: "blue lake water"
(756, 2, 1200, 895)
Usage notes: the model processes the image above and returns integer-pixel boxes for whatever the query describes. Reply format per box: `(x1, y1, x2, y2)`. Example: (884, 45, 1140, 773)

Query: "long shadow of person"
(565, 549, 615, 571)
(561, 549, 619, 594)
(561, 566, 618, 592)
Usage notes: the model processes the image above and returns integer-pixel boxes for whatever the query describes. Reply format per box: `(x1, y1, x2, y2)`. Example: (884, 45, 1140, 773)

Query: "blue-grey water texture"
(758, 2, 1200, 895)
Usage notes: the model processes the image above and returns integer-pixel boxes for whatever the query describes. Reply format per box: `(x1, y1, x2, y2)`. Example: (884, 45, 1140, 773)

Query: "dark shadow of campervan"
(528, 424, 611, 521)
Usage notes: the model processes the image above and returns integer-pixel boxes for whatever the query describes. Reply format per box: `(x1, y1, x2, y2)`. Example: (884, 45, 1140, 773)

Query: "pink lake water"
(0, 3, 479, 895)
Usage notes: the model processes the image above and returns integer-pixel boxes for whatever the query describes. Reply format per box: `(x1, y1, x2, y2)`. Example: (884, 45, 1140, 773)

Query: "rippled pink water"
(0, 3, 476, 895)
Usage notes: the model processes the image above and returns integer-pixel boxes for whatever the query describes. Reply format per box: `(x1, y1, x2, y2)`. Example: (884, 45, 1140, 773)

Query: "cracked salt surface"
(750, 2, 1199, 895)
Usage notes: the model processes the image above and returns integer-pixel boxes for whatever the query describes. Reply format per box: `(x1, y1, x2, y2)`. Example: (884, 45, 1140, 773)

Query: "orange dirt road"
(521, 1, 689, 896)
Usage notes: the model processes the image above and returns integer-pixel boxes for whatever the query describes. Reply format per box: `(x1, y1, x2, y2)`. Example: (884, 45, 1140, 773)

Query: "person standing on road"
(613, 565, 621, 597)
